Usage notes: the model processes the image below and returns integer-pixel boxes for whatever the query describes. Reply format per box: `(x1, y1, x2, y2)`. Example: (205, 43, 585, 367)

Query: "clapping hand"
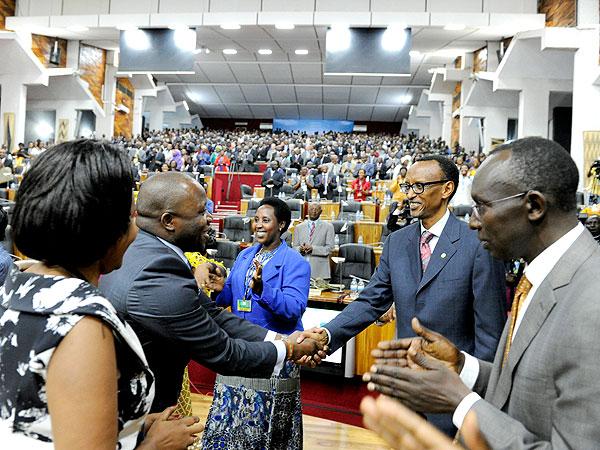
(361, 395, 489, 450)
(194, 262, 227, 293)
(362, 318, 471, 414)
(376, 306, 396, 326)
(249, 260, 263, 294)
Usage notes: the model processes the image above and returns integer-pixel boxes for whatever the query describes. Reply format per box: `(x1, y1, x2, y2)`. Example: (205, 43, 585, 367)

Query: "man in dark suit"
(314, 165, 337, 200)
(100, 172, 325, 412)
(302, 154, 506, 435)
(363, 137, 600, 448)
(261, 160, 285, 196)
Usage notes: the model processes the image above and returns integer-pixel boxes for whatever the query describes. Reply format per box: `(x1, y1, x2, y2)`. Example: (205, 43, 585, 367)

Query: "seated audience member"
(352, 168, 372, 201)
(314, 165, 337, 200)
(99, 172, 326, 415)
(262, 160, 285, 196)
(204, 198, 311, 448)
(293, 202, 335, 280)
(0, 207, 12, 284)
(586, 215, 600, 243)
(0, 139, 202, 449)
(389, 166, 408, 202)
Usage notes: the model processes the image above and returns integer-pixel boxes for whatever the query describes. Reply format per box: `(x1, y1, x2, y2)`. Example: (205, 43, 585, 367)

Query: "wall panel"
(538, 0, 576, 27)
(114, 77, 134, 139)
(0, 0, 15, 30)
(79, 44, 106, 109)
(31, 34, 67, 67)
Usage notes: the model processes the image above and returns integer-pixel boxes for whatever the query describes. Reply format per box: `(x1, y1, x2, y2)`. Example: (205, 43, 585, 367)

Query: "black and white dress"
(0, 267, 155, 449)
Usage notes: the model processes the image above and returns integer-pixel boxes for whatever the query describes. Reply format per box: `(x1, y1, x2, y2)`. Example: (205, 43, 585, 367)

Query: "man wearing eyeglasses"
(299, 154, 507, 436)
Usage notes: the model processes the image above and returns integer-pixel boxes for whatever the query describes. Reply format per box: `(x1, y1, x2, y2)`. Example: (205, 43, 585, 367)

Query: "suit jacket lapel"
(489, 231, 595, 409)
(417, 216, 459, 294)
(406, 225, 423, 286)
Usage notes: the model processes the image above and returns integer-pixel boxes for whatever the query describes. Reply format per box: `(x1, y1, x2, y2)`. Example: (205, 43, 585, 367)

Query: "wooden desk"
(360, 202, 377, 221)
(372, 191, 385, 202)
(353, 221, 384, 244)
(7, 189, 16, 201)
(319, 202, 341, 221)
(380, 203, 390, 222)
(240, 199, 249, 215)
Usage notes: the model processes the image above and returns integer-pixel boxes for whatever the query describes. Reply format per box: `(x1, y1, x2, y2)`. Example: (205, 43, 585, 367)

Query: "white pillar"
(132, 92, 145, 137)
(441, 99, 452, 143)
(0, 77, 27, 152)
(518, 85, 549, 138)
(577, 0, 600, 25)
(571, 28, 600, 190)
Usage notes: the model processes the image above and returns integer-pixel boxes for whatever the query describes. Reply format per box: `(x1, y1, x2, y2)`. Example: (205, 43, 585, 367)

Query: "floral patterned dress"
(0, 267, 154, 449)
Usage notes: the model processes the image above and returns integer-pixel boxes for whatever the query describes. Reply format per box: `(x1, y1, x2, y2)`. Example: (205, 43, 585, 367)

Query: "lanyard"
(243, 243, 282, 300)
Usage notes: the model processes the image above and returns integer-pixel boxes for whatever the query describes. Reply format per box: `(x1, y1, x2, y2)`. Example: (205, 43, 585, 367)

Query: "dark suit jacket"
(470, 230, 600, 448)
(261, 168, 285, 195)
(314, 173, 337, 200)
(99, 230, 278, 412)
(324, 213, 507, 434)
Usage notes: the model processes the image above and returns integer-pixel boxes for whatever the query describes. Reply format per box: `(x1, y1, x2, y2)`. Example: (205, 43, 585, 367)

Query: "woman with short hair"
(0, 139, 203, 449)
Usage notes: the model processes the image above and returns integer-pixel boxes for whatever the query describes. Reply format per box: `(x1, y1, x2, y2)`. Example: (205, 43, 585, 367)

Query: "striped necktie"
(309, 221, 316, 242)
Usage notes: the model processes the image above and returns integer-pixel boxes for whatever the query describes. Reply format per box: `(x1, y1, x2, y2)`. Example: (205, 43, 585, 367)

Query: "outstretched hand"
(288, 328, 329, 368)
(372, 317, 464, 373)
(142, 405, 204, 450)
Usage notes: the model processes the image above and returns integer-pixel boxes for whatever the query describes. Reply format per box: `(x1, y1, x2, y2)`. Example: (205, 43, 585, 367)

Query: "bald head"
(137, 172, 204, 219)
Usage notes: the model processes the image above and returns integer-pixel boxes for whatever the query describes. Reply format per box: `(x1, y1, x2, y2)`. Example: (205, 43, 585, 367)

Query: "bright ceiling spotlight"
(409, 50, 421, 57)
(173, 27, 196, 51)
(123, 29, 150, 51)
(116, 24, 137, 31)
(294, 49, 308, 55)
(381, 25, 407, 52)
(326, 25, 351, 53)
(396, 94, 412, 104)
(220, 24, 241, 30)
(275, 23, 295, 30)
(223, 48, 238, 55)
(182, 100, 190, 111)
(258, 48, 272, 55)
(35, 122, 54, 139)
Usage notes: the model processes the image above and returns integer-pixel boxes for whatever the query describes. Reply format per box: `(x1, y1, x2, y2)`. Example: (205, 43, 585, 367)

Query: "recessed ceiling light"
(295, 49, 308, 55)
(444, 24, 466, 31)
(275, 23, 295, 30)
(258, 48, 272, 55)
(67, 25, 89, 32)
(116, 24, 137, 31)
(223, 48, 238, 55)
(396, 94, 412, 104)
(327, 25, 351, 53)
(220, 24, 241, 30)
(381, 25, 407, 52)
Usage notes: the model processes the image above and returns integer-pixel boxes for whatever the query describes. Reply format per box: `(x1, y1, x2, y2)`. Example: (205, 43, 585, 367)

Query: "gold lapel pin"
(441, 253, 447, 259)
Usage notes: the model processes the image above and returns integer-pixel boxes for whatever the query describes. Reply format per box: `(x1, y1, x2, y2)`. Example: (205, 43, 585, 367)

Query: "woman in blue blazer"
(203, 197, 310, 450)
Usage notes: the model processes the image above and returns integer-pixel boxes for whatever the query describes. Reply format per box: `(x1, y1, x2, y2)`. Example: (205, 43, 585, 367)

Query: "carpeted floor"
(188, 361, 376, 428)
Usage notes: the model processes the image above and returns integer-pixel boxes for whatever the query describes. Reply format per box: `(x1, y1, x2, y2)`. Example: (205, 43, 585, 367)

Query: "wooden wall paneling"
(473, 46, 488, 73)
(355, 321, 396, 375)
(451, 82, 462, 147)
(584, 131, 600, 188)
(114, 77, 135, 139)
(0, 0, 15, 30)
(31, 34, 68, 68)
(538, 0, 576, 27)
(79, 44, 107, 109)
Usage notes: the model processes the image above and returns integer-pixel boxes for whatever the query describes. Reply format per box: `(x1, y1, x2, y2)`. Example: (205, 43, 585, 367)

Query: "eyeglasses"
(472, 192, 528, 218)
(400, 180, 449, 195)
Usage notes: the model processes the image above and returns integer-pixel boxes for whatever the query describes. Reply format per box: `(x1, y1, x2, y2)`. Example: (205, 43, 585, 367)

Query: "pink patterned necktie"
(309, 221, 316, 242)
(420, 230, 434, 272)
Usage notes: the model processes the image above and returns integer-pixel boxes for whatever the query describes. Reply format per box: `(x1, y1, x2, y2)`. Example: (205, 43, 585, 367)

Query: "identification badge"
(237, 298, 252, 312)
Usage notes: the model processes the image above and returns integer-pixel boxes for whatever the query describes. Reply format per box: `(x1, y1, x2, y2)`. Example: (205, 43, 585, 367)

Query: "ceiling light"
(123, 29, 150, 51)
(258, 48, 272, 55)
(275, 23, 295, 30)
(409, 50, 421, 57)
(294, 49, 308, 55)
(326, 25, 351, 53)
(173, 27, 196, 52)
(381, 25, 407, 52)
(187, 92, 203, 103)
(35, 122, 53, 139)
(396, 94, 412, 104)
(182, 100, 189, 111)
(223, 48, 238, 55)
(67, 25, 89, 32)
(444, 24, 466, 31)
(220, 24, 241, 30)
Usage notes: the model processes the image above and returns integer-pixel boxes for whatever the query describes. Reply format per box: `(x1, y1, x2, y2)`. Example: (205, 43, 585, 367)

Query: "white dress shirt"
(453, 222, 585, 428)
(419, 208, 451, 254)
(156, 237, 287, 375)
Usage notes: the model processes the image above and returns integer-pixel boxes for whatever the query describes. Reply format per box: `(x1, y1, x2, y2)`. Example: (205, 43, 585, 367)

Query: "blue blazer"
(326, 213, 506, 358)
(216, 240, 310, 335)
(324, 213, 507, 435)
